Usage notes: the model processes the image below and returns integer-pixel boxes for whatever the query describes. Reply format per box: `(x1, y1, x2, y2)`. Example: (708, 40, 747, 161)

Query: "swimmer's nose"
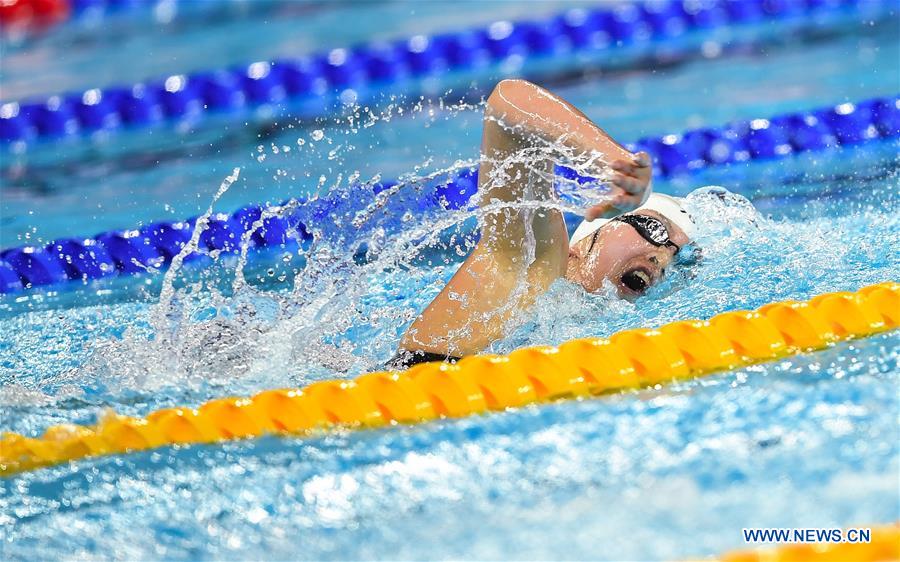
(650, 246, 674, 265)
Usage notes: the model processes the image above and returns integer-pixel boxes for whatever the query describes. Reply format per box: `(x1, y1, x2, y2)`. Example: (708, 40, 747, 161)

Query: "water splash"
(1, 94, 898, 420)
(152, 167, 242, 343)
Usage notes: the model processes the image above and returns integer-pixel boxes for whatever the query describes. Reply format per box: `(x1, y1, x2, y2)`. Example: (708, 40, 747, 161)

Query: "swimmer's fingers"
(610, 171, 645, 194)
(610, 153, 649, 176)
(610, 161, 647, 191)
(633, 151, 651, 168)
(585, 192, 642, 220)
(609, 158, 635, 176)
(595, 154, 653, 217)
(584, 202, 613, 221)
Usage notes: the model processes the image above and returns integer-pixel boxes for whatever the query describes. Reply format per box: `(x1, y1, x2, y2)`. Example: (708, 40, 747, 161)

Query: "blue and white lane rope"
(1, 93, 897, 294)
(1, 0, 894, 146)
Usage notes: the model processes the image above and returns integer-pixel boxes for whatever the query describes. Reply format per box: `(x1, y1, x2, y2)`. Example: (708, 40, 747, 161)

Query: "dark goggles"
(611, 214, 681, 252)
(588, 213, 701, 267)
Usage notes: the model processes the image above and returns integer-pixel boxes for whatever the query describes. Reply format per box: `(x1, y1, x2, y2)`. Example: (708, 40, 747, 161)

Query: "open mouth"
(621, 268, 652, 295)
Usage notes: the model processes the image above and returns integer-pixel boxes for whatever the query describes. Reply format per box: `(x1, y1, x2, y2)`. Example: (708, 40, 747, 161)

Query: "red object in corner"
(0, 0, 70, 28)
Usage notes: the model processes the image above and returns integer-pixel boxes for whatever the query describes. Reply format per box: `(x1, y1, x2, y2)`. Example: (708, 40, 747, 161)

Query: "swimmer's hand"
(584, 151, 653, 220)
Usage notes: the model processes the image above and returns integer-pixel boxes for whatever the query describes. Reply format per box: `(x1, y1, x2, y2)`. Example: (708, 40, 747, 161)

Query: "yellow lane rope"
(1, 282, 897, 476)
(701, 522, 899, 561)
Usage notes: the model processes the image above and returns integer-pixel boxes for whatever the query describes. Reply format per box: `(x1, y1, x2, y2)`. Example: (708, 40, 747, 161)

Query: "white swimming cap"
(569, 193, 697, 247)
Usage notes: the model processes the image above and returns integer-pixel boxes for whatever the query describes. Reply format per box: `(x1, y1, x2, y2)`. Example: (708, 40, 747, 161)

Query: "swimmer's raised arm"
(481, 79, 652, 223)
(396, 79, 652, 361)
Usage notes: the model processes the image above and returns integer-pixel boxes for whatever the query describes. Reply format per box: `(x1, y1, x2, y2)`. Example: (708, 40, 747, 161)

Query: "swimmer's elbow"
(487, 79, 539, 116)
(489, 78, 530, 99)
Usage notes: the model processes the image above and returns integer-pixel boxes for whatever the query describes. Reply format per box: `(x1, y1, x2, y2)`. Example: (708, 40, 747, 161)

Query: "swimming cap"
(569, 193, 697, 247)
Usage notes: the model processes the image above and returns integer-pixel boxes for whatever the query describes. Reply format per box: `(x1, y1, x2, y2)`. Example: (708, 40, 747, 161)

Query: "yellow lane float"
(1, 282, 897, 476)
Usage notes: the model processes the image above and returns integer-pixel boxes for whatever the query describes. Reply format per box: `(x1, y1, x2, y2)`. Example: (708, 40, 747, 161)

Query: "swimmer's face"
(566, 210, 691, 299)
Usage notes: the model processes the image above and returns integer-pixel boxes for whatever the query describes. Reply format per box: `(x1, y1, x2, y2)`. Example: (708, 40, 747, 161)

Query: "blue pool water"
(1, 3, 899, 560)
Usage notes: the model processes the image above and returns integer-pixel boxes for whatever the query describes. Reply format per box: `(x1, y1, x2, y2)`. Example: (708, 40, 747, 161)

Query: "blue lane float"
(1, 0, 895, 146)
(1, 94, 897, 294)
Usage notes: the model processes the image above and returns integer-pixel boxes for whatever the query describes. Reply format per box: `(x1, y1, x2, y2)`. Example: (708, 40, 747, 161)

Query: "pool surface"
(1, 2, 899, 560)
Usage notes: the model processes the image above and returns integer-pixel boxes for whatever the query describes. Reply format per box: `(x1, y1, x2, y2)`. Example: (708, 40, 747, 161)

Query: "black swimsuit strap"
(386, 350, 462, 370)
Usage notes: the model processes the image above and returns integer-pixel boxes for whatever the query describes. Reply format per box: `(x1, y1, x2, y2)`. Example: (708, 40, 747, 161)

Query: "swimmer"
(392, 79, 697, 367)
